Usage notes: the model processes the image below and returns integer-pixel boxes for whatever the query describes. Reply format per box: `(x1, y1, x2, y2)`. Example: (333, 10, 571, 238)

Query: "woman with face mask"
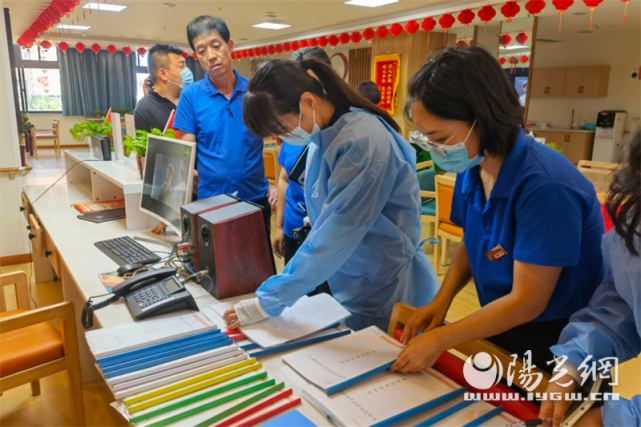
(391, 47, 605, 375)
(222, 58, 439, 331)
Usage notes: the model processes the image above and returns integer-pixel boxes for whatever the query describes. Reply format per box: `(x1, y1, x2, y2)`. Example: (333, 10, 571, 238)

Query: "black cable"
(30, 160, 101, 207)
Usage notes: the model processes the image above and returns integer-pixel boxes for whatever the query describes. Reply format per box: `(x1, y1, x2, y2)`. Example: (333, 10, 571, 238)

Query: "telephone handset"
(82, 267, 198, 329)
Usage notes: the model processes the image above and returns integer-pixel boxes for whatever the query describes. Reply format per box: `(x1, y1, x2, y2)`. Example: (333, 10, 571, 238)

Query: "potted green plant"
(93, 110, 107, 118)
(123, 128, 176, 171)
(69, 120, 113, 142)
(21, 114, 34, 156)
(546, 143, 565, 155)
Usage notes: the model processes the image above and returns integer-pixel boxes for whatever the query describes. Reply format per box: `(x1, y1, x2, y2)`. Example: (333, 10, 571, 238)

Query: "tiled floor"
(2, 148, 638, 426)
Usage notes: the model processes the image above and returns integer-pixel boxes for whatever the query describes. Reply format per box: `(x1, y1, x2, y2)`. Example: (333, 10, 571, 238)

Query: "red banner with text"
(373, 54, 401, 115)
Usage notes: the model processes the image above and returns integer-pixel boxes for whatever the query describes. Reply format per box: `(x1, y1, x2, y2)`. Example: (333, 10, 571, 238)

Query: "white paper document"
(86, 312, 216, 359)
(281, 325, 403, 393)
(209, 294, 351, 348)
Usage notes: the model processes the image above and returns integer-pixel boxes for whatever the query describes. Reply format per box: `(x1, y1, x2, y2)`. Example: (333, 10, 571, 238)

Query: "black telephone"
(82, 267, 198, 329)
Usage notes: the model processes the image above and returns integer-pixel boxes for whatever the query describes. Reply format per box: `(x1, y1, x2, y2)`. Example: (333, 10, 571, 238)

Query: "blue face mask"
(422, 120, 483, 174)
(169, 67, 193, 89)
(278, 103, 321, 147)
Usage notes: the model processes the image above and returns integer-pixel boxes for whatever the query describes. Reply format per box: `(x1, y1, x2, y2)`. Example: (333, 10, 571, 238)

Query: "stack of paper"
(202, 294, 352, 357)
(281, 326, 403, 394)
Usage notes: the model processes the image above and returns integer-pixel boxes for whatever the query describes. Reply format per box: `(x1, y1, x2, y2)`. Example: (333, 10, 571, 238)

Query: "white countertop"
(532, 128, 595, 134)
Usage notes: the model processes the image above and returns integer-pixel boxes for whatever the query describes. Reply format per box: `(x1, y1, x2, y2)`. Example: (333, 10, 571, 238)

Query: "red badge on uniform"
(485, 245, 508, 262)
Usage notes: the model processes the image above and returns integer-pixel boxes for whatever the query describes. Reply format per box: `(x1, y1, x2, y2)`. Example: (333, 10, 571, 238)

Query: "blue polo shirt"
(173, 70, 269, 201)
(278, 143, 306, 238)
(451, 130, 604, 322)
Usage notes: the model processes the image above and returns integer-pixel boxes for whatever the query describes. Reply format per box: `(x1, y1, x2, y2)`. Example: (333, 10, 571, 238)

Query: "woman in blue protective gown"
(222, 58, 439, 331)
(540, 133, 640, 427)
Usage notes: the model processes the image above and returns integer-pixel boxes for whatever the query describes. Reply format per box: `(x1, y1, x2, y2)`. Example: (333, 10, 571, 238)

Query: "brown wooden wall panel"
(348, 47, 372, 90)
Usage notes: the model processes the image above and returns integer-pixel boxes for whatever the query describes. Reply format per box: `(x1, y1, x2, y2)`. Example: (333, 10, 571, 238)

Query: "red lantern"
(137, 47, 147, 56)
(291, 41, 300, 52)
(501, 1, 521, 20)
(318, 36, 328, 48)
(339, 32, 350, 44)
(499, 57, 507, 65)
(621, 0, 630, 23)
(91, 43, 101, 62)
(583, 0, 604, 29)
(58, 41, 69, 60)
(300, 39, 308, 48)
(248, 49, 254, 58)
(122, 46, 132, 57)
(75, 41, 85, 61)
(328, 35, 339, 48)
(478, 5, 496, 39)
(106, 44, 116, 62)
(458, 9, 475, 39)
(421, 17, 436, 32)
(389, 23, 403, 37)
(230, 51, 236, 60)
(260, 46, 268, 56)
(275, 44, 283, 56)
(283, 42, 291, 53)
(405, 20, 419, 49)
(376, 25, 389, 39)
(267, 45, 275, 55)
(525, 0, 546, 16)
(308, 38, 318, 47)
(253, 47, 261, 56)
(520, 55, 529, 66)
(456, 40, 468, 48)
(499, 34, 512, 46)
(192, 52, 197, 59)
(362, 28, 375, 44)
(40, 40, 52, 50)
(180, 52, 188, 59)
(439, 13, 455, 31)
(350, 31, 362, 47)
(552, 0, 573, 31)
(515, 32, 529, 45)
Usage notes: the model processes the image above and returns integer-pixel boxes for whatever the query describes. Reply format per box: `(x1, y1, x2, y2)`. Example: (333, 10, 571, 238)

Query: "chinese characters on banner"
(372, 54, 401, 115)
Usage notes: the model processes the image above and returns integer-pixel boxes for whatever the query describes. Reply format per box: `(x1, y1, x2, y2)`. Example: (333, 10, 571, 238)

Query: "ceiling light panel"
(252, 22, 291, 30)
(83, 3, 128, 12)
(57, 24, 91, 30)
(344, 0, 399, 7)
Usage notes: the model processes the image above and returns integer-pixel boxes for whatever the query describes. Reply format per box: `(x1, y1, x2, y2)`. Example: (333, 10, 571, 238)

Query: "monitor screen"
(140, 135, 196, 236)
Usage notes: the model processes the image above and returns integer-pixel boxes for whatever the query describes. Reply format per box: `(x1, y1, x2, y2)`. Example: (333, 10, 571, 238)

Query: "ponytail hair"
(244, 58, 399, 138)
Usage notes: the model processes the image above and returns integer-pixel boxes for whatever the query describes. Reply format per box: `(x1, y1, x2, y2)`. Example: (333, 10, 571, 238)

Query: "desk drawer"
(44, 231, 62, 277)
(28, 214, 45, 257)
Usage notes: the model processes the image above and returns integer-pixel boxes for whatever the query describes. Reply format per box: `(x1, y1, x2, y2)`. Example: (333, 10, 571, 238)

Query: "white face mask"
(279, 102, 321, 146)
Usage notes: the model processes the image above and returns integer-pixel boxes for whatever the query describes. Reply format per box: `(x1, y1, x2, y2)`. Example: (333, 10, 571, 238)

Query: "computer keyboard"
(95, 236, 162, 266)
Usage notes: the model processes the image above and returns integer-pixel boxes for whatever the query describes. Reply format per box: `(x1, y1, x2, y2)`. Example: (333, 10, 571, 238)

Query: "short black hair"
(291, 47, 331, 67)
(406, 46, 524, 157)
(148, 43, 184, 84)
(187, 16, 230, 51)
(356, 81, 381, 105)
(607, 132, 640, 255)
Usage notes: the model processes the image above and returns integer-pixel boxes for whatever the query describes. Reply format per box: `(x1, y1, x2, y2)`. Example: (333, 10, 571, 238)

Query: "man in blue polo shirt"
(173, 15, 275, 233)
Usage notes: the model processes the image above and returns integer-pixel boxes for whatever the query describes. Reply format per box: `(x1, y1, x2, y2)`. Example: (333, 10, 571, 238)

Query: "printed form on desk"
(207, 294, 351, 348)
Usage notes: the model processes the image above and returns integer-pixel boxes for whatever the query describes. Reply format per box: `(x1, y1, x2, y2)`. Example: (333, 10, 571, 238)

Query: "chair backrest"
(417, 168, 436, 192)
(435, 174, 456, 225)
(52, 120, 60, 135)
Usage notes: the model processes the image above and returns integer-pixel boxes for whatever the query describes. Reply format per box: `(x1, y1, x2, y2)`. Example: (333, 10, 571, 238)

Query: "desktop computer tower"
(180, 194, 239, 272)
(197, 201, 276, 299)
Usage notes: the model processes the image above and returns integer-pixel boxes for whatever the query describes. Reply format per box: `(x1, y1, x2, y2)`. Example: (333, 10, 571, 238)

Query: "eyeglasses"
(412, 120, 477, 156)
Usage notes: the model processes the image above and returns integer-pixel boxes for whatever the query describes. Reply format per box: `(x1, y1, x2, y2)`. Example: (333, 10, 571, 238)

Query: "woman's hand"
(540, 374, 581, 427)
(222, 307, 241, 330)
(273, 227, 286, 259)
(151, 221, 167, 234)
(401, 295, 451, 344)
(390, 328, 447, 373)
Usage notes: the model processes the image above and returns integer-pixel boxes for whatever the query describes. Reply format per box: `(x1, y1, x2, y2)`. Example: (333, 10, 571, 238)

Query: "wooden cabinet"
(563, 65, 610, 97)
(532, 130, 595, 165)
(531, 68, 566, 97)
(531, 65, 609, 98)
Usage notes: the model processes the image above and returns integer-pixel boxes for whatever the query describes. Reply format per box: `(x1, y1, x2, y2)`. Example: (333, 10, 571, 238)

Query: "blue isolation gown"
(551, 230, 640, 427)
(255, 108, 439, 330)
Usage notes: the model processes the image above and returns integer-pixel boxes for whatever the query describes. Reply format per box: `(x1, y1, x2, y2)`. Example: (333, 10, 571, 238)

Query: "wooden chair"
(434, 174, 463, 275)
(578, 160, 617, 203)
(33, 119, 61, 156)
(577, 160, 618, 171)
(0, 271, 85, 425)
(417, 161, 437, 243)
(387, 302, 550, 395)
(263, 146, 281, 185)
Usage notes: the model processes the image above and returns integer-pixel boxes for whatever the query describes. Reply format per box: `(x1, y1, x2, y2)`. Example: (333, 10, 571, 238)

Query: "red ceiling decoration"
(552, 0, 574, 31)
(318, 36, 328, 48)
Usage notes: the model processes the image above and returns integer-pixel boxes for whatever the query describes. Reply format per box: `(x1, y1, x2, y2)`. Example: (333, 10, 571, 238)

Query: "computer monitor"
(140, 135, 196, 236)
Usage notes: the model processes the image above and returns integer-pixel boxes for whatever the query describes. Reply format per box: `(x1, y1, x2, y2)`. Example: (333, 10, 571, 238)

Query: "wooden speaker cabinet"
(181, 194, 239, 272)
(197, 201, 275, 299)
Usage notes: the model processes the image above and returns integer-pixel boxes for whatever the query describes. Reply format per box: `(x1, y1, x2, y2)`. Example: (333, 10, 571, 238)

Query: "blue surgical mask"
(168, 67, 193, 89)
(278, 103, 321, 146)
(421, 120, 483, 174)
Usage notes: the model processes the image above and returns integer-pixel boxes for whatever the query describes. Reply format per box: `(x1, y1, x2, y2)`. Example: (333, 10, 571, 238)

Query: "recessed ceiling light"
(500, 45, 528, 50)
(57, 24, 91, 30)
(344, 0, 399, 7)
(163, 3, 176, 7)
(83, 2, 127, 12)
(252, 22, 291, 30)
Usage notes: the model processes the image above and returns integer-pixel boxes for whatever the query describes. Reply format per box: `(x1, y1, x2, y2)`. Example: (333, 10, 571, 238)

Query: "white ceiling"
(5, 0, 639, 50)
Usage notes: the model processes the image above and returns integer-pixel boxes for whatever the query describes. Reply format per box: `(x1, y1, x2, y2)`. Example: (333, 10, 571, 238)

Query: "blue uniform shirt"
(173, 70, 269, 201)
(451, 130, 604, 322)
(278, 143, 306, 239)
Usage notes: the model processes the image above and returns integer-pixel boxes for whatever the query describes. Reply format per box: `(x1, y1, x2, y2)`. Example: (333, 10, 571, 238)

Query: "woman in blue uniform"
(392, 47, 604, 375)
(223, 58, 439, 331)
(540, 133, 640, 427)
